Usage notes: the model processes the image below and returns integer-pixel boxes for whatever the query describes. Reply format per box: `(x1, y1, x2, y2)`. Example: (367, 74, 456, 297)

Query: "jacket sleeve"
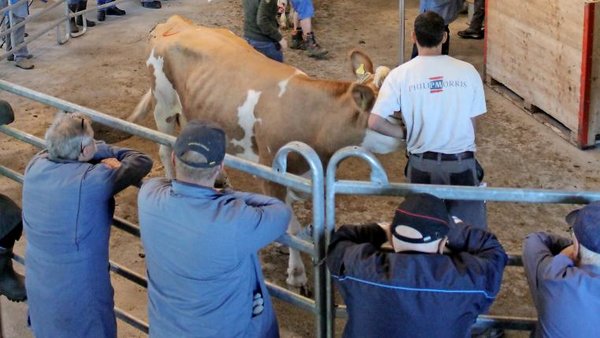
(93, 143, 153, 195)
(522, 232, 574, 300)
(326, 224, 388, 276)
(256, 0, 282, 42)
(231, 191, 292, 255)
(446, 221, 508, 296)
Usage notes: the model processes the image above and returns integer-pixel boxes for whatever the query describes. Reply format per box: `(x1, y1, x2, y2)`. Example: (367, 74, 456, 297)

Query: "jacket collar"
(171, 180, 222, 198)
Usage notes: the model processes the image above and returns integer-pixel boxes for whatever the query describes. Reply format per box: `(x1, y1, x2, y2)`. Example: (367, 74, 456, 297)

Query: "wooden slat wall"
(486, 0, 585, 132)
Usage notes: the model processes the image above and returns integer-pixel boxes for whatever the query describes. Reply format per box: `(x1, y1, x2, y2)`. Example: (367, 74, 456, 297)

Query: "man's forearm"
(368, 113, 405, 139)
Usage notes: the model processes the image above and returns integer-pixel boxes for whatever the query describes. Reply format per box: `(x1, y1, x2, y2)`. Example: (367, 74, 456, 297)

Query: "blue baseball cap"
(174, 120, 226, 168)
(566, 201, 600, 254)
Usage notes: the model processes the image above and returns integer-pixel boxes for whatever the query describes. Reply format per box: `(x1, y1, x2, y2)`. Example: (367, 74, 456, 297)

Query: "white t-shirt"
(372, 55, 486, 154)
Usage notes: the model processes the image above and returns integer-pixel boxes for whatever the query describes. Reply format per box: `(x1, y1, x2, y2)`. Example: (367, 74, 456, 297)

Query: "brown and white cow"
(130, 15, 400, 289)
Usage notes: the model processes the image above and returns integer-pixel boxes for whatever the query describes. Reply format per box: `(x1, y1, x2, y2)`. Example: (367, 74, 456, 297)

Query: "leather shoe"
(97, 10, 106, 21)
(141, 1, 161, 9)
(106, 6, 126, 15)
(457, 28, 484, 40)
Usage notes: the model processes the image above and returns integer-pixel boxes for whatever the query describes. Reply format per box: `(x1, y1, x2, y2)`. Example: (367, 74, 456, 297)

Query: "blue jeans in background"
(245, 39, 283, 63)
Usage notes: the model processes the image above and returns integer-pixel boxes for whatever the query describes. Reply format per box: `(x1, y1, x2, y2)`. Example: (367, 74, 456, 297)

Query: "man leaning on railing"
(523, 202, 600, 338)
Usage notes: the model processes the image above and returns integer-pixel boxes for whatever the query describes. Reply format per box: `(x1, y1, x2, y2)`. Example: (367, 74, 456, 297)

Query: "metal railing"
(324, 146, 600, 337)
(0, 80, 329, 337)
(4, 79, 600, 337)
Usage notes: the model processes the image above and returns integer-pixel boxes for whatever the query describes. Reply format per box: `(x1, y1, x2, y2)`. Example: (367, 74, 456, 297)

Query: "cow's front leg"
(286, 214, 308, 289)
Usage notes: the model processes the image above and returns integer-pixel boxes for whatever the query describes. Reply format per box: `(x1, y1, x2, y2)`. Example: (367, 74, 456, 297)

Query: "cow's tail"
(128, 89, 154, 123)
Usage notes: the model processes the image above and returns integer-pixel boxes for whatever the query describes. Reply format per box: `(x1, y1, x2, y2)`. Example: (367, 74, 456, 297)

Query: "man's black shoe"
(106, 6, 126, 15)
(457, 28, 484, 40)
(141, 1, 161, 9)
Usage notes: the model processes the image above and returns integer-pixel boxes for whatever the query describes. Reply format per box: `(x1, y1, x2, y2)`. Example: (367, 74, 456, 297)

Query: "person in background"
(523, 202, 600, 338)
(23, 112, 152, 338)
(327, 193, 507, 338)
(369, 11, 488, 227)
(97, 0, 126, 22)
(141, 0, 161, 9)
(287, 0, 327, 59)
(1, 0, 34, 69)
(66, 0, 95, 34)
(243, 0, 288, 62)
(458, 0, 484, 40)
(412, 0, 463, 57)
(139, 120, 291, 337)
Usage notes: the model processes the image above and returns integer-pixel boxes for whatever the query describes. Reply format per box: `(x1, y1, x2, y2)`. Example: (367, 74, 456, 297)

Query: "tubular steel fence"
(3, 80, 600, 338)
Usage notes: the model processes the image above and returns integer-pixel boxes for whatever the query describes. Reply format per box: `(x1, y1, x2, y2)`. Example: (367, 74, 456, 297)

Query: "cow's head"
(349, 50, 391, 96)
(345, 51, 400, 155)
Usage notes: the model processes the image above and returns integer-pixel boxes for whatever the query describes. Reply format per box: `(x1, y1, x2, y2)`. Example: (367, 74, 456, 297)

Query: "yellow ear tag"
(355, 63, 366, 75)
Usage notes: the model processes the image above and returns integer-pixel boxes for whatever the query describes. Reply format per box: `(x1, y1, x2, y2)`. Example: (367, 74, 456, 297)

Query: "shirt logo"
(429, 76, 444, 93)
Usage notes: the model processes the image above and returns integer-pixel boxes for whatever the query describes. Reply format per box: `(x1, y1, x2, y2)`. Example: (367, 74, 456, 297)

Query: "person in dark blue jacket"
(327, 193, 507, 338)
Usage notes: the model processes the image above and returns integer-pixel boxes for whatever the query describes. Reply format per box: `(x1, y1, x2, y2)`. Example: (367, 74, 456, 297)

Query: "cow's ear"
(350, 83, 376, 112)
(349, 50, 374, 81)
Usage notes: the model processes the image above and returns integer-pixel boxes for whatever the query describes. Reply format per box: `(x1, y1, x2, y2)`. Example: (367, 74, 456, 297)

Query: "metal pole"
(399, 0, 405, 64)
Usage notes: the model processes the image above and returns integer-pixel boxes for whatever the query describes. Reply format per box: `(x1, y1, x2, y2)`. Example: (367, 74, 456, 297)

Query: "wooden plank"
(486, 0, 585, 132)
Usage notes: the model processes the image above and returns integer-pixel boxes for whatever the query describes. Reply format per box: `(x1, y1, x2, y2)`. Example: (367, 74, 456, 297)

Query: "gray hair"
(579, 244, 600, 267)
(174, 150, 220, 182)
(45, 112, 94, 160)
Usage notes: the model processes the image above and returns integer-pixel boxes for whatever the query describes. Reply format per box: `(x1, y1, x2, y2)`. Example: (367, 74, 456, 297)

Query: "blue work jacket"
(139, 179, 291, 338)
(22, 144, 152, 338)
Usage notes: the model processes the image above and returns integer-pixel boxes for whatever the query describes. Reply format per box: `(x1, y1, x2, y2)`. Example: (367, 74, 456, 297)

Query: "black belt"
(411, 151, 474, 161)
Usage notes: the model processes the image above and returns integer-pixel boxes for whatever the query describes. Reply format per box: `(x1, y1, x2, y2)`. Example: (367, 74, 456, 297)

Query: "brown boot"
(0, 247, 26, 302)
(290, 28, 306, 50)
(305, 32, 328, 59)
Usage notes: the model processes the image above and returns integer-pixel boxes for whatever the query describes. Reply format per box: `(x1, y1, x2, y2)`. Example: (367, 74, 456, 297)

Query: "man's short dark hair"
(414, 11, 446, 48)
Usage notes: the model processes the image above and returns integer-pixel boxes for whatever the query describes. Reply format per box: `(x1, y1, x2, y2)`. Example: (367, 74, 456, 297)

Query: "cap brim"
(565, 209, 580, 226)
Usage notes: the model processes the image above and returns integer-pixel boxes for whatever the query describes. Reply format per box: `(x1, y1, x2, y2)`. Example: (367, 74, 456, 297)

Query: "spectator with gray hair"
(139, 120, 291, 337)
(523, 202, 600, 338)
(22, 112, 152, 338)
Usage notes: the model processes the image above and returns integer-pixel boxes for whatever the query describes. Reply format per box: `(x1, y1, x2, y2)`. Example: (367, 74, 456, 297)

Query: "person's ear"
(411, 31, 417, 44)
(78, 143, 95, 161)
(572, 234, 580, 260)
(441, 31, 448, 44)
(438, 237, 448, 254)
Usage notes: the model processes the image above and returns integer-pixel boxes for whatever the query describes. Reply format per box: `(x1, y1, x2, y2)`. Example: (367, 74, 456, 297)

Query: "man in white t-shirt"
(368, 11, 488, 228)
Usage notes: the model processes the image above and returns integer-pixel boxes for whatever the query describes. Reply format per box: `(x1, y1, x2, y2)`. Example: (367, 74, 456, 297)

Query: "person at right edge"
(368, 10, 488, 228)
(523, 202, 600, 338)
(327, 193, 507, 338)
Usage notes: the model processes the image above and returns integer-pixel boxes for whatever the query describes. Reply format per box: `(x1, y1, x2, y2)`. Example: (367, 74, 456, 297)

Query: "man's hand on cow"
(101, 158, 122, 169)
(279, 38, 288, 50)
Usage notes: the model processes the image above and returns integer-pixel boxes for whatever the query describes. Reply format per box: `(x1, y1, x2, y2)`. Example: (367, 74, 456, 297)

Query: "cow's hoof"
(286, 267, 308, 287)
(298, 285, 313, 298)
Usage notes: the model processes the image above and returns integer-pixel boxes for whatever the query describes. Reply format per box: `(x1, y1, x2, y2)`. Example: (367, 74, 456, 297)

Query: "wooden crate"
(485, 0, 600, 148)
